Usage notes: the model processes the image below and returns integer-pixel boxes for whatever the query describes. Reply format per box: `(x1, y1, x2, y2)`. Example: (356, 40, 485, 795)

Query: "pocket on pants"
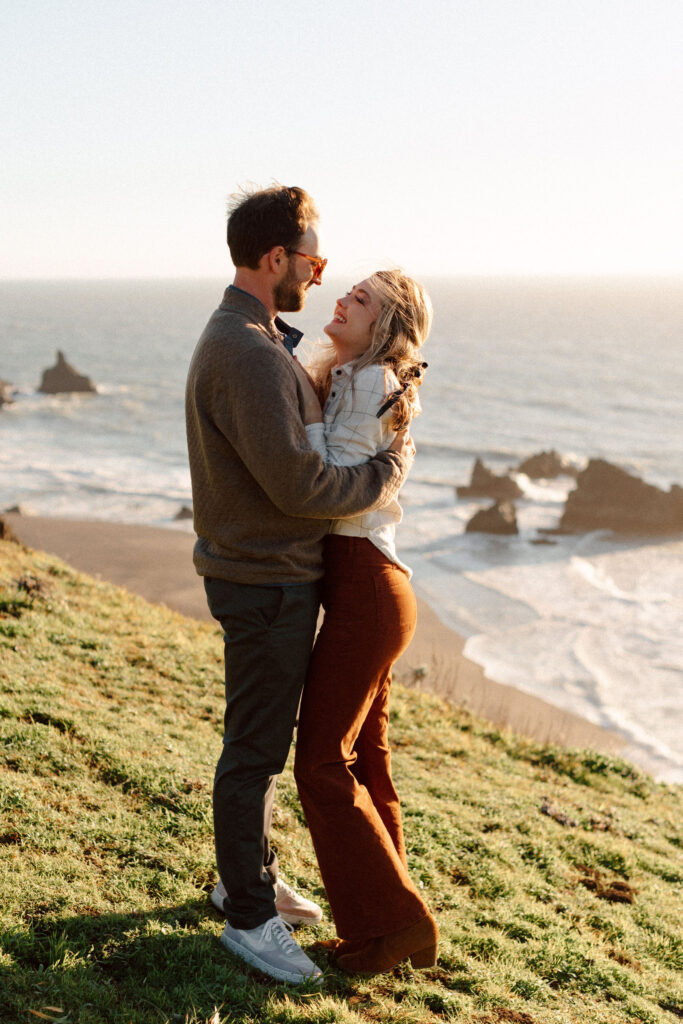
(257, 587, 286, 627)
(205, 578, 286, 634)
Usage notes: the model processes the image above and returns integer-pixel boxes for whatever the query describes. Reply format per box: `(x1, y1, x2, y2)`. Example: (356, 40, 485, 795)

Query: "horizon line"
(2, 272, 683, 284)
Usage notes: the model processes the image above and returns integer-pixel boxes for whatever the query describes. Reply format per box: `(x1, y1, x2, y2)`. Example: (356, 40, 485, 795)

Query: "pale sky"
(2, 0, 682, 278)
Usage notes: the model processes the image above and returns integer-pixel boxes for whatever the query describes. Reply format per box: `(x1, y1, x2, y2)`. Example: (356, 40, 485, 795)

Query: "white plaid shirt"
(306, 361, 411, 575)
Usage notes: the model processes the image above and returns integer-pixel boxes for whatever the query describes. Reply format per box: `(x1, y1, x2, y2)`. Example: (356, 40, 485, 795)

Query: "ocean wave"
(464, 621, 682, 783)
(416, 440, 527, 461)
(408, 474, 457, 489)
(569, 556, 640, 603)
(3, 278, 682, 782)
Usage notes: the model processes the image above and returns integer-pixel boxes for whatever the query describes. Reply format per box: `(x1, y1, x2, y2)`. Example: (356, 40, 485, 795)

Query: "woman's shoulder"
(352, 362, 400, 393)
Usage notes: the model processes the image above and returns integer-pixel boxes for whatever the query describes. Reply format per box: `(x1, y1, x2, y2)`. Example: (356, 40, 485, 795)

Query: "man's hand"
(390, 428, 416, 462)
(290, 357, 323, 424)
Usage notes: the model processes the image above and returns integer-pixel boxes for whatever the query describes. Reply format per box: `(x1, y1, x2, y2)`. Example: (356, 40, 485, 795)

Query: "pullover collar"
(221, 285, 303, 354)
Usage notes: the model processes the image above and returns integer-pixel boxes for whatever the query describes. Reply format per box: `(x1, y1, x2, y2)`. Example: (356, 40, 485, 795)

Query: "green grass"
(1, 536, 682, 1024)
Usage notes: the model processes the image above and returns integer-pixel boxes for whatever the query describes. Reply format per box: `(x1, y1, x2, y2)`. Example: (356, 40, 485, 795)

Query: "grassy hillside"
(0, 536, 681, 1024)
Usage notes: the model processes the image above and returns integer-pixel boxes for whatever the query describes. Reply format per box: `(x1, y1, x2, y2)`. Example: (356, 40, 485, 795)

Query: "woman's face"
(324, 278, 383, 361)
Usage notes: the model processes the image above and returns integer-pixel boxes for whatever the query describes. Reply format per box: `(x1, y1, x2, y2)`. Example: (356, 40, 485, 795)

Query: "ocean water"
(1, 277, 682, 782)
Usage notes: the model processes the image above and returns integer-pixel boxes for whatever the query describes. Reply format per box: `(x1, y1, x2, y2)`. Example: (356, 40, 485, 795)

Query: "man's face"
(273, 224, 322, 313)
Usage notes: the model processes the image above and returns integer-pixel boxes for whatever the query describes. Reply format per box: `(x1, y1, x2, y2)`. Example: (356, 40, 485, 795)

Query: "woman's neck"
(332, 341, 366, 367)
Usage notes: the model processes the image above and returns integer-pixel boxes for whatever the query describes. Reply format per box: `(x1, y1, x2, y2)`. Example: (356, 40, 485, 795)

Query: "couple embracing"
(185, 184, 437, 984)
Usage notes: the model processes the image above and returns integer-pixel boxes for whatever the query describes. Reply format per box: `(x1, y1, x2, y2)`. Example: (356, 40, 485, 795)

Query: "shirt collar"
(332, 359, 358, 378)
(274, 316, 303, 355)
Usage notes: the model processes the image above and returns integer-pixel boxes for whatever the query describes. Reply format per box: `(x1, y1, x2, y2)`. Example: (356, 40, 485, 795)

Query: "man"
(185, 184, 411, 984)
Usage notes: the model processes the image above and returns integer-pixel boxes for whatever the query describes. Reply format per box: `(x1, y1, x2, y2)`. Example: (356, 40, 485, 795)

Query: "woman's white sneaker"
(220, 916, 322, 984)
(211, 878, 323, 925)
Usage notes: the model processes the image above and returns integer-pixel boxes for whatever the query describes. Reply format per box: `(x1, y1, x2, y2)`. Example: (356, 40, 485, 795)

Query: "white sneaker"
(220, 916, 322, 985)
(211, 877, 323, 926)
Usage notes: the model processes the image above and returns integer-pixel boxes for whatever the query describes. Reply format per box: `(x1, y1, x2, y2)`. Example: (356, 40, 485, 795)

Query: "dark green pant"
(204, 577, 320, 930)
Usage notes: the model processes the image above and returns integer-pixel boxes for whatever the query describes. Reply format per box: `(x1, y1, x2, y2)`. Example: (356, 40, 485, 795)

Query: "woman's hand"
(290, 357, 323, 424)
(390, 428, 416, 462)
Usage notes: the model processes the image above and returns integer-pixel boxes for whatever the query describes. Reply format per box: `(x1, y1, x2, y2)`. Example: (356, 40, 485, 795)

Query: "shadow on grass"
(1, 898, 347, 1023)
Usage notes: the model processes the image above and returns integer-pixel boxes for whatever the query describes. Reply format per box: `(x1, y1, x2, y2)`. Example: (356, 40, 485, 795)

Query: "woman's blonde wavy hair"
(312, 269, 433, 431)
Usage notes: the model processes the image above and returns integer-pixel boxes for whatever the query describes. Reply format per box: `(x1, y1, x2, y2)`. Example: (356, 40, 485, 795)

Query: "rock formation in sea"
(516, 449, 578, 479)
(0, 517, 18, 542)
(560, 459, 683, 535)
(0, 379, 15, 407)
(38, 351, 97, 395)
(456, 458, 523, 500)
(465, 501, 519, 535)
(174, 506, 193, 521)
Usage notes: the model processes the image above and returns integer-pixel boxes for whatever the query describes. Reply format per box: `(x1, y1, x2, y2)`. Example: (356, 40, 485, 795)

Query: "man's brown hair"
(227, 185, 318, 270)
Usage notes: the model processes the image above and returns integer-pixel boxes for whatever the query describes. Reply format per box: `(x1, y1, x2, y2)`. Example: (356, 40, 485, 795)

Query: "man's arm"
(206, 344, 410, 519)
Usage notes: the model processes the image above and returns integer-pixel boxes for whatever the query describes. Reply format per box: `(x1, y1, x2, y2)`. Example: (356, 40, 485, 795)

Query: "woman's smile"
(324, 279, 382, 360)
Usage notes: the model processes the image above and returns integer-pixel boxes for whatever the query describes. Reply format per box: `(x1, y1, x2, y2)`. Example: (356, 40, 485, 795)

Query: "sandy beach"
(3, 512, 626, 758)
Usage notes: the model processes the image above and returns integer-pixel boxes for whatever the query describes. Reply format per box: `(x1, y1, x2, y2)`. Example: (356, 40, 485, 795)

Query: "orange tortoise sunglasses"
(288, 249, 328, 282)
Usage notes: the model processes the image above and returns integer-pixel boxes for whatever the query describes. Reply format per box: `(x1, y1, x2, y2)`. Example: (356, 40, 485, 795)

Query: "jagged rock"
(38, 351, 97, 395)
(0, 517, 18, 543)
(456, 458, 523, 500)
(0, 379, 15, 407)
(174, 505, 194, 521)
(517, 449, 578, 479)
(3, 505, 24, 515)
(465, 501, 518, 535)
(560, 459, 683, 535)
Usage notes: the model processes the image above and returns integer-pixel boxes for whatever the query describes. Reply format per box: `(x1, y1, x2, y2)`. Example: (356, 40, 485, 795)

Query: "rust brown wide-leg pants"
(294, 536, 432, 942)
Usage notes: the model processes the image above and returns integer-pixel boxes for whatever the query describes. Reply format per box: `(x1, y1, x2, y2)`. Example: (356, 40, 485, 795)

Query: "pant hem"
(225, 908, 279, 932)
(337, 910, 432, 944)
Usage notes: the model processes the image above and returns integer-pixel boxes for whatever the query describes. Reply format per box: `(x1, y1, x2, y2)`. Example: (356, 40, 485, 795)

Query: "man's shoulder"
(193, 308, 275, 366)
(202, 305, 271, 344)
(190, 311, 296, 398)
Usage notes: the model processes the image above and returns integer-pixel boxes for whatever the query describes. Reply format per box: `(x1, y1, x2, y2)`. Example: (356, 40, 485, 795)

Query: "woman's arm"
(200, 342, 410, 519)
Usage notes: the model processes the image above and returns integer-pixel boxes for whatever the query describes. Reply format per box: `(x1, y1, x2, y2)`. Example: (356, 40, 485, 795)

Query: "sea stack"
(456, 458, 523, 500)
(517, 450, 578, 479)
(0, 379, 15, 407)
(38, 351, 97, 395)
(560, 459, 683, 535)
(465, 501, 519, 535)
(0, 517, 19, 542)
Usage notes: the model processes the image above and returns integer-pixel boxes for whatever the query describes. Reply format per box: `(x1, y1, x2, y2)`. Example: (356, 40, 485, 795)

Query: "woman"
(291, 268, 438, 974)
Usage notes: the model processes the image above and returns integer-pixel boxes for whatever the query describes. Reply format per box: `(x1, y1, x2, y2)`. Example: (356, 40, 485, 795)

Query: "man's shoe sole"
(219, 930, 322, 985)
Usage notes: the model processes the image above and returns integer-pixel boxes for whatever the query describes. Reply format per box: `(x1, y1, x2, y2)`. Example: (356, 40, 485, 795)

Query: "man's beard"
(273, 265, 307, 313)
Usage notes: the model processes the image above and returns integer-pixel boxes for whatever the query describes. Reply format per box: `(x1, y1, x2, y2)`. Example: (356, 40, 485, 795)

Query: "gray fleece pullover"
(185, 286, 409, 585)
